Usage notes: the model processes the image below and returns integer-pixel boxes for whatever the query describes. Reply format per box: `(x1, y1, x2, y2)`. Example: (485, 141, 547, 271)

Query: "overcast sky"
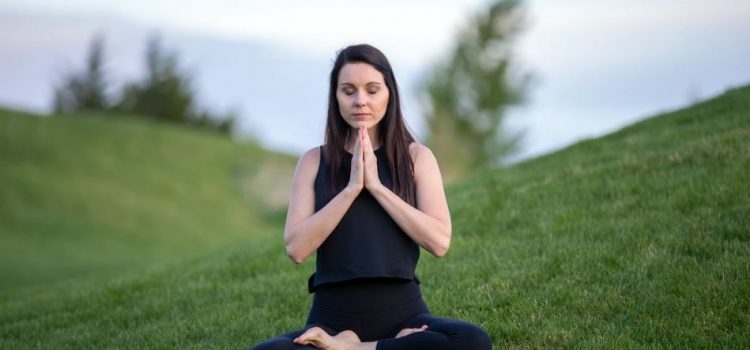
(2, 0, 749, 162)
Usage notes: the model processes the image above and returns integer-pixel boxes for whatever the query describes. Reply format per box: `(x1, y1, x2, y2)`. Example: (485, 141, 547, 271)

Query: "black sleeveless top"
(308, 146, 420, 293)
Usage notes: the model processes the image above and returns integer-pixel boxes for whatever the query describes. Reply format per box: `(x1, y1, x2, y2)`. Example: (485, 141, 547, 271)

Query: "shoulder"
(295, 145, 322, 176)
(408, 142, 436, 165)
(301, 145, 322, 162)
(408, 142, 440, 178)
(407, 143, 445, 200)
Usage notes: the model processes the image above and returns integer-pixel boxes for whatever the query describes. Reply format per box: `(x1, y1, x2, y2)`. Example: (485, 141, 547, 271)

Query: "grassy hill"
(1, 84, 749, 348)
(0, 110, 296, 291)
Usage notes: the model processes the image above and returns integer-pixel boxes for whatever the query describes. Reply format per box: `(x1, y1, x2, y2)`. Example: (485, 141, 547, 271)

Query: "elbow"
(285, 243, 307, 264)
(433, 243, 450, 258)
(432, 226, 452, 258)
(290, 256, 305, 264)
(286, 248, 306, 264)
(284, 229, 306, 264)
(432, 231, 451, 258)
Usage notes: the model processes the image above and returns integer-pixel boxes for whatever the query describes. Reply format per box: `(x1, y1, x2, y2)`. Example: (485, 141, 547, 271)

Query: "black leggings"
(250, 278, 492, 350)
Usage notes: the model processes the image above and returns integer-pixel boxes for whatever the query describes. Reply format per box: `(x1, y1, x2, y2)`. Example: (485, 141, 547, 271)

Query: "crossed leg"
(375, 313, 492, 350)
(250, 315, 491, 350)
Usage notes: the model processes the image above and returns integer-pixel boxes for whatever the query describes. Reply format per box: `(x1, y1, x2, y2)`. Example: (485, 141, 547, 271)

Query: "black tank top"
(308, 146, 420, 293)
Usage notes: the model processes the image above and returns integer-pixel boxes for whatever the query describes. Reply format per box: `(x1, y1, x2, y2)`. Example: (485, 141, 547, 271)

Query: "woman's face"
(336, 62, 390, 131)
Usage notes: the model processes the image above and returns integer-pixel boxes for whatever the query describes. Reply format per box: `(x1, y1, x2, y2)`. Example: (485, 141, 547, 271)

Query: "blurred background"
(1, 0, 749, 291)
(3, 0, 749, 161)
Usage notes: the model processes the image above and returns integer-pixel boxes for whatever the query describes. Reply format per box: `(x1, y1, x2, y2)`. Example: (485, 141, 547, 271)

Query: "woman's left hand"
(361, 126, 382, 191)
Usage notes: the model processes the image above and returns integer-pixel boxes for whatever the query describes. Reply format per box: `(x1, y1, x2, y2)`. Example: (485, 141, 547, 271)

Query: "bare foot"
(293, 327, 363, 350)
(395, 324, 429, 338)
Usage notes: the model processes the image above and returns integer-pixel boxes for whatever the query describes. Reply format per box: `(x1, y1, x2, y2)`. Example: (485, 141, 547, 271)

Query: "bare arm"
(364, 138, 452, 257)
(284, 130, 366, 263)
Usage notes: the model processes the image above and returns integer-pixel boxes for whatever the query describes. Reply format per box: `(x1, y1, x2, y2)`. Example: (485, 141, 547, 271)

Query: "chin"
(348, 121, 369, 128)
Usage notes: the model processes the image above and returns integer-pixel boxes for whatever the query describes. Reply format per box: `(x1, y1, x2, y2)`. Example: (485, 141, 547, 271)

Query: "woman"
(251, 44, 492, 350)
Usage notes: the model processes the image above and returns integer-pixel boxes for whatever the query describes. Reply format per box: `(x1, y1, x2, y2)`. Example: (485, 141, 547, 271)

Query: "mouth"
(352, 113, 370, 119)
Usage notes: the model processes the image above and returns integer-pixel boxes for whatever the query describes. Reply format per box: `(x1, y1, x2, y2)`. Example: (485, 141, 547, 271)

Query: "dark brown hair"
(323, 44, 417, 206)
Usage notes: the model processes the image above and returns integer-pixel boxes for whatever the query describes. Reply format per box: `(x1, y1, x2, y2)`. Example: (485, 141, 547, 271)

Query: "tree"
(53, 34, 110, 113)
(52, 33, 236, 135)
(115, 35, 236, 134)
(420, 0, 532, 181)
(115, 35, 196, 124)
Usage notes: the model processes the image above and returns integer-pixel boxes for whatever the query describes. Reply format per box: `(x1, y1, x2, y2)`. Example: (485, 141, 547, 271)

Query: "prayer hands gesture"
(346, 126, 381, 194)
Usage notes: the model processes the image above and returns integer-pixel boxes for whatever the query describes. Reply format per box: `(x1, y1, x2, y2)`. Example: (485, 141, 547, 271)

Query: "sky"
(1, 0, 749, 162)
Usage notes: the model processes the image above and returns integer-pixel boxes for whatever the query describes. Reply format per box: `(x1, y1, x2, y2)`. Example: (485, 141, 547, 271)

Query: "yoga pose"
(251, 44, 492, 350)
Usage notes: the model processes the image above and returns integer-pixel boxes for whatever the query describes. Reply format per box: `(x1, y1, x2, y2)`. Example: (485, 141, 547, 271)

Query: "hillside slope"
(0, 111, 295, 291)
(1, 85, 748, 348)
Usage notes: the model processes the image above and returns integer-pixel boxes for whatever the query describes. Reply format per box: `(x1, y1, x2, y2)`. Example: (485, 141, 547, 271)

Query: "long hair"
(323, 44, 417, 207)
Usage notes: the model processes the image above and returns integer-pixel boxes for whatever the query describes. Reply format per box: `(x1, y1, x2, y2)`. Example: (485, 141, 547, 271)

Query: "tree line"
(53, 0, 530, 176)
(53, 34, 235, 135)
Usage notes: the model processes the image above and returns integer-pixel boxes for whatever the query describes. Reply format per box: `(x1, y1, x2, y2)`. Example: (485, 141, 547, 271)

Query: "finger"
(360, 127, 365, 157)
(353, 131, 360, 155)
(355, 130, 364, 158)
(361, 129, 372, 154)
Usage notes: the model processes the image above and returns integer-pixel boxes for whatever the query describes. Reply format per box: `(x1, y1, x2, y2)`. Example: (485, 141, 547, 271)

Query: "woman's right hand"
(347, 126, 365, 193)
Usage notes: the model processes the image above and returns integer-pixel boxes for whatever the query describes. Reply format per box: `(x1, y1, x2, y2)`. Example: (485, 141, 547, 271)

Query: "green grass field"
(1, 85, 749, 348)
(0, 110, 296, 292)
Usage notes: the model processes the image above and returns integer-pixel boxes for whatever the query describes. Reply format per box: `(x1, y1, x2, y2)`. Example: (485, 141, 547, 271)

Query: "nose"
(353, 92, 367, 107)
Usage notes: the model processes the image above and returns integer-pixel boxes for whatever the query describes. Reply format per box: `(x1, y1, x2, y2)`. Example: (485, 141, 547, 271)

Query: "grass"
(1, 84, 749, 348)
(0, 110, 296, 292)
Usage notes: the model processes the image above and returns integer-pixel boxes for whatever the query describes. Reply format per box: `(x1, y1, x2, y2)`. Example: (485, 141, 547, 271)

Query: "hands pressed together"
(347, 126, 382, 194)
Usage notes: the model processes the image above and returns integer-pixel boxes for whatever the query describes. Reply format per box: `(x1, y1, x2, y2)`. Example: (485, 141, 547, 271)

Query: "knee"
(455, 322, 492, 350)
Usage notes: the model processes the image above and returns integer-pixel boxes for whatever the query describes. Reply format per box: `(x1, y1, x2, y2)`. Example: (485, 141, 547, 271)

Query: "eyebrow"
(339, 82, 382, 88)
